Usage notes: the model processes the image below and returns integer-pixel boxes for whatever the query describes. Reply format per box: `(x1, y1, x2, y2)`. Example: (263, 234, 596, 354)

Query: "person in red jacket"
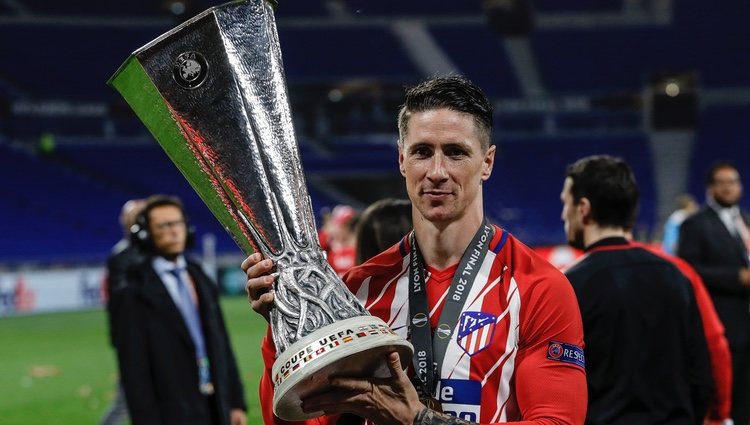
(244, 76, 587, 425)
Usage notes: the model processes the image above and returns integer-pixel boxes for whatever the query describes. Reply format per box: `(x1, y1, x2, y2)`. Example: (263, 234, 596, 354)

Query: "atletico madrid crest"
(457, 311, 497, 356)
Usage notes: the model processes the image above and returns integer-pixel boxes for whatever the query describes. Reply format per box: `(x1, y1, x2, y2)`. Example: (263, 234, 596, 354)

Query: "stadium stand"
(1, 0, 748, 264)
(688, 105, 750, 201)
(485, 133, 656, 245)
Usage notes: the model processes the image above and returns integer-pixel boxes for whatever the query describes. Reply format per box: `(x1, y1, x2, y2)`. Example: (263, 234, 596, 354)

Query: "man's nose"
(426, 154, 448, 181)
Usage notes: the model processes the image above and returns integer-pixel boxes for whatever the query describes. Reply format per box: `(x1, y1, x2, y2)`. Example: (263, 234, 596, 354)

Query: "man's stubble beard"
(568, 229, 586, 251)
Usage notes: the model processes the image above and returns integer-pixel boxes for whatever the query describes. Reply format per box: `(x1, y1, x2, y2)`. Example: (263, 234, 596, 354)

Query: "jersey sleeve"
(510, 267, 587, 425)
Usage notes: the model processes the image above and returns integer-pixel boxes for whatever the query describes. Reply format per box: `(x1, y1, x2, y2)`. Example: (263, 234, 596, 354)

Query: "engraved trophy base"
(272, 315, 413, 420)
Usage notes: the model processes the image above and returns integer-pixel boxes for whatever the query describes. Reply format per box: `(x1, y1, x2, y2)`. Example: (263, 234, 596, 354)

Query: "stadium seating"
(1, 0, 749, 263)
(485, 133, 655, 245)
(687, 105, 750, 205)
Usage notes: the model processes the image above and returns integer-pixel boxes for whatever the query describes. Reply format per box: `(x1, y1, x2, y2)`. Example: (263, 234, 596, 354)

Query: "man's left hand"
(301, 351, 425, 425)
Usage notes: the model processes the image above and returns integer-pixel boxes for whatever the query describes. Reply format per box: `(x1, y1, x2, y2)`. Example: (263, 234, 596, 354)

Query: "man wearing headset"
(114, 195, 247, 425)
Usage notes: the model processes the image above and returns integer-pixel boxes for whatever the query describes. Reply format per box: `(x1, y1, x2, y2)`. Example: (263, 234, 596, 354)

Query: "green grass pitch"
(0, 296, 268, 424)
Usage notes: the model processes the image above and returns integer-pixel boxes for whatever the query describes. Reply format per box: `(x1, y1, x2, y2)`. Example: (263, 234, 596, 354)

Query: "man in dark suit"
(115, 195, 246, 425)
(679, 161, 750, 425)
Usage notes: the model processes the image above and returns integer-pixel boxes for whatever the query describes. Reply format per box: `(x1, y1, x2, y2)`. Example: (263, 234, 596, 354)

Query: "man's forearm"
(413, 409, 476, 425)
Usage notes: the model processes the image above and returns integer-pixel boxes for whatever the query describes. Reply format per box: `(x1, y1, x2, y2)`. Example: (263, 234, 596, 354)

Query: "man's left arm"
(508, 272, 587, 425)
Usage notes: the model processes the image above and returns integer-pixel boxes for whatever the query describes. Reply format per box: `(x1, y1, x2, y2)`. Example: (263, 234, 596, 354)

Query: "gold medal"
(420, 396, 443, 413)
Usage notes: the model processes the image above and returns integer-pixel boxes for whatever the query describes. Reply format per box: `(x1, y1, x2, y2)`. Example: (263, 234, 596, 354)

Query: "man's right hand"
(739, 267, 750, 286)
(241, 252, 276, 323)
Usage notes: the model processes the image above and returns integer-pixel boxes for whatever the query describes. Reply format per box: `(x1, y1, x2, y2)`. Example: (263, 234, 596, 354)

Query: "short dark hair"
(355, 198, 413, 265)
(140, 194, 186, 230)
(706, 161, 739, 186)
(565, 155, 639, 229)
(397, 76, 493, 150)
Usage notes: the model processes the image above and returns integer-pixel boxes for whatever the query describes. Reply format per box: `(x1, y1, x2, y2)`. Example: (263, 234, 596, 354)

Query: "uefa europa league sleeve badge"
(107, 0, 413, 420)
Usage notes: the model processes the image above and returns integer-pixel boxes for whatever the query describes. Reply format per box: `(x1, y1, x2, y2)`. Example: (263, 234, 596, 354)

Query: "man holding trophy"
(244, 76, 588, 425)
(108, 0, 586, 423)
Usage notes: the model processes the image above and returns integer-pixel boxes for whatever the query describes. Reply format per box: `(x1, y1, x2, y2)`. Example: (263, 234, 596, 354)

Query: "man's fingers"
(329, 377, 375, 393)
(246, 273, 276, 296)
(387, 351, 408, 380)
(241, 254, 277, 321)
(245, 258, 275, 279)
(302, 389, 368, 415)
(240, 252, 263, 272)
(251, 291, 274, 308)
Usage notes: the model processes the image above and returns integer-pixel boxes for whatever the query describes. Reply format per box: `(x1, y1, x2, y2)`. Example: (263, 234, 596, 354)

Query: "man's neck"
(413, 211, 484, 270)
(155, 253, 183, 264)
(583, 226, 625, 249)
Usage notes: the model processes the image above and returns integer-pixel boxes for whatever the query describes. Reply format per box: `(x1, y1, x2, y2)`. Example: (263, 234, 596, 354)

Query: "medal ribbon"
(408, 219, 494, 397)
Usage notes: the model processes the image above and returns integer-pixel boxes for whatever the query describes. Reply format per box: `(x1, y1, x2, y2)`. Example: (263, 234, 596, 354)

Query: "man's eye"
(447, 148, 466, 157)
(413, 147, 431, 157)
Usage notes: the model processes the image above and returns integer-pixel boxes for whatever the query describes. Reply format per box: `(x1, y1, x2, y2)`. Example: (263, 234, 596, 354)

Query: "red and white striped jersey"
(259, 226, 587, 425)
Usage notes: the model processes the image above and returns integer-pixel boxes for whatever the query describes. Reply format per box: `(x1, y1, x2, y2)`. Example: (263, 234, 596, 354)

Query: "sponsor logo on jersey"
(457, 311, 497, 356)
(546, 341, 585, 369)
(436, 379, 481, 422)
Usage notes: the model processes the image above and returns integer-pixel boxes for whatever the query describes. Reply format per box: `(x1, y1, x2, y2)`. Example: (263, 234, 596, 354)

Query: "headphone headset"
(130, 197, 196, 253)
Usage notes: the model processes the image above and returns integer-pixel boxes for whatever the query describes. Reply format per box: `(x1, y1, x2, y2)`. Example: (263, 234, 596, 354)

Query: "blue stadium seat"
(429, 25, 521, 98)
(278, 27, 421, 82)
(687, 105, 750, 209)
(485, 133, 655, 245)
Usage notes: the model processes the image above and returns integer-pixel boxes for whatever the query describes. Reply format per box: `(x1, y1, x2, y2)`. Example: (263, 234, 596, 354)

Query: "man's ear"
(481, 144, 496, 181)
(578, 197, 592, 224)
(398, 144, 406, 177)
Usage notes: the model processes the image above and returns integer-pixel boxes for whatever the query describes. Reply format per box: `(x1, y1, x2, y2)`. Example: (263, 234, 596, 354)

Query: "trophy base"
(271, 315, 413, 421)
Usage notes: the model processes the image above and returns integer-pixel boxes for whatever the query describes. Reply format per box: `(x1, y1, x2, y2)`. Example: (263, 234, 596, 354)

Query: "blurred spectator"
(679, 161, 750, 425)
(99, 198, 145, 425)
(354, 198, 412, 265)
(324, 204, 358, 276)
(661, 193, 698, 255)
(561, 155, 713, 423)
(115, 195, 246, 425)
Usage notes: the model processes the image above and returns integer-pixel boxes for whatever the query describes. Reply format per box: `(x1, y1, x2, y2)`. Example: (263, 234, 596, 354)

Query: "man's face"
(560, 177, 585, 250)
(148, 205, 187, 258)
(398, 108, 495, 226)
(709, 167, 742, 207)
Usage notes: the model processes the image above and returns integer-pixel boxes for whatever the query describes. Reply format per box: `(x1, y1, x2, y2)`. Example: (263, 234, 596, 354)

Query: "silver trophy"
(108, 0, 412, 420)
